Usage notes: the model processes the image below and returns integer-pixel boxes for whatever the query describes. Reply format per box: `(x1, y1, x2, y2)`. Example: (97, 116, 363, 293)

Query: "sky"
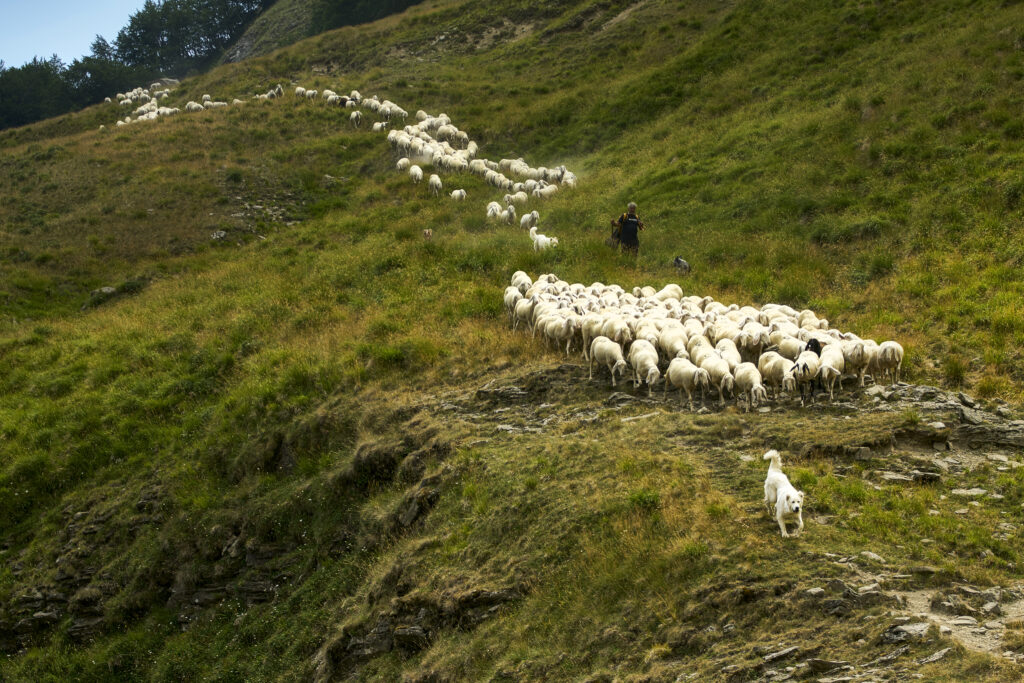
(0, 0, 147, 68)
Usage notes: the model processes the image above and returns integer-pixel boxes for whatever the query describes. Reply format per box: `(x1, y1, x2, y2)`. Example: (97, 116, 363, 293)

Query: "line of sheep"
(381, 108, 576, 248)
(99, 79, 576, 251)
(504, 271, 905, 412)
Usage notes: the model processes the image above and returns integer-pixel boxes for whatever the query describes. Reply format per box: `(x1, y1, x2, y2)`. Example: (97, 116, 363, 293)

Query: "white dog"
(529, 226, 558, 251)
(763, 450, 804, 537)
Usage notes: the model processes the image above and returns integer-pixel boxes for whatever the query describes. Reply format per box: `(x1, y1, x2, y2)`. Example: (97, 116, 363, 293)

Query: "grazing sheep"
(734, 363, 769, 412)
(520, 210, 540, 230)
(372, 122, 388, 132)
(874, 341, 904, 385)
(817, 344, 845, 400)
(350, 110, 362, 127)
(701, 356, 735, 407)
(422, 228, 433, 240)
(450, 189, 467, 201)
(627, 340, 660, 391)
(295, 87, 306, 97)
(790, 351, 820, 406)
(664, 357, 710, 410)
(503, 204, 517, 225)
(409, 165, 423, 183)
(590, 336, 629, 387)
(486, 201, 503, 220)
(428, 174, 442, 197)
(396, 157, 411, 171)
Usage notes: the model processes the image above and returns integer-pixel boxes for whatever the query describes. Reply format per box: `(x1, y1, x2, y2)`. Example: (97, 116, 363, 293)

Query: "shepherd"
(610, 202, 645, 256)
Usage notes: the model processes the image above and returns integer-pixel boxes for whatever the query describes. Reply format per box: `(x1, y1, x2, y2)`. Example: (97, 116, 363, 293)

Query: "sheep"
(185, 101, 205, 112)
(294, 87, 306, 97)
(350, 110, 362, 127)
(372, 122, 388, 132)
(520, 210, 540, 230)
(715, 338, 743, 372)
(589, 336, 629, 387)
(486, 201, 504, 220)
(409, 165, 423, 184)
(628, 340, 661, 396)
(503, 204, 517, 225)
(817, 344, 845, 400)
(777, 336, 805, 361)
(600, 317, 633, 348)
(513, 298, 535, 332)
(790, 351, 820, 406)
(450, 189, 467, 201)
(202, 94, 211, 103)
(529, 226, 559, 251)
(733, 363, 769, 412)
(874, 341, 904, 385)
(664, 357, 710, 410)
(510, 271, 532, 294)
(701, 356, 735, 407)
(428, 174, 442, 197)
(396, 157, 411, 171)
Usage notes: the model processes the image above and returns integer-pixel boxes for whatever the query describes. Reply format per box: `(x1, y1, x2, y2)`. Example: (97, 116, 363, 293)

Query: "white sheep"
(628, 340, 661, 396)
(790, 351, 820, 406)
(295, 87, 306, 97)
(818, 344, 846, 400)
(409, 165, 423, 183)
(874, 341, 904, 385)
(664, 358, 710, 410)
(520, 210, 540, 230)
(428, 174, 442, 197)
(733, 363, 769, 412)
(701, 356, 735, 407)
(350, 110, 362, 127)
(396, 157, 411, 171)
(503, 204, 517, 225)
(372, 122, 388, 132)
(590, 336, 629, 387)
(450, 189, 467, 201)
(486, 202, 503, 220)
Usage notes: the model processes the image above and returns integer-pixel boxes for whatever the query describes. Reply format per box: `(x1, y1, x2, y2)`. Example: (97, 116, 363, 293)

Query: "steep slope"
(2, 0, 1024, 680)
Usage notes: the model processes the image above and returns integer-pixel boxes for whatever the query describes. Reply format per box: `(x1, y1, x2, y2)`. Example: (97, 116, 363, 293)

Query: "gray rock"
(951, 615, 978, 626)
(858, 583, 882, 594)
(868, 644, 911, 664)
(917, 647, 952, 664)
(958, 393, 976, 408)
(865, 385, 888, 398)
(951, 488, 987, 497)
(880, 472, 913, 482)
(806, 659, 850, 673)
(860, 551, 885, 563)
(805, 587, 826, 598)
(998, 406, 1013, 418)
(392, 625, 430, 651)
(911, 470, 942, 484)
(927, 421, 947, 430)
(932, 441, 948, 451)
(960, 407, 987, 426)
(763, 646, 799, 663)
(881, 622, 930, 642)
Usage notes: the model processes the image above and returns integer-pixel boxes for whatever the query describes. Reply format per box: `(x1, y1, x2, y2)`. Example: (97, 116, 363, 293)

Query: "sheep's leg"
(589, 357, 594, 380)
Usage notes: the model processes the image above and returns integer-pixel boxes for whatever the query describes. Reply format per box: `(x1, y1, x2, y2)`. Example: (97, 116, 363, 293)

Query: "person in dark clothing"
(611, 202, 645, 256)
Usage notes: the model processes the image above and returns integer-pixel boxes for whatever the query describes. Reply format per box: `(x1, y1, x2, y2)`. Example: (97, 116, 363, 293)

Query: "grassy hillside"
(3, 0, 1024, 680)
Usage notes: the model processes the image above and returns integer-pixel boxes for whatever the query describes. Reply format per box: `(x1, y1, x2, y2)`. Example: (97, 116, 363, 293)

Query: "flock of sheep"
(99, 80, 577, 251)
(383, 105, 575, 248)
(504, 271, 905, 411)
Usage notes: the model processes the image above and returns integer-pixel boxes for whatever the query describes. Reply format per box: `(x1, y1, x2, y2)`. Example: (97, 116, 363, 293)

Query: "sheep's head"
(646, 367, 661, 387)
(782, 370, 798, 393)
(721, 375, 735, 396)
(752, 385, 769, 407)
(696, 368, 711, 390)
(612, 359, 628, 377)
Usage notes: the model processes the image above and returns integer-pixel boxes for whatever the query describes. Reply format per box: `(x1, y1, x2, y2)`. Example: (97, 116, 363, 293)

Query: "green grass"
(2, 0, 1024, 679)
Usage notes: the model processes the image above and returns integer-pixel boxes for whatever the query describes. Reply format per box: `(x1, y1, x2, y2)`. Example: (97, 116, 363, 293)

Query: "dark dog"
(673, 256, 691, 274)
